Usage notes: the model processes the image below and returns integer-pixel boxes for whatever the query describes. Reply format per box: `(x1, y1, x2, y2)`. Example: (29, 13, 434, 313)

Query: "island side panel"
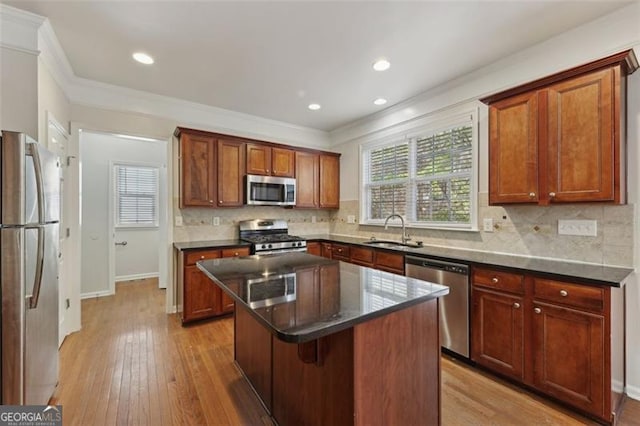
(235, 306, 273, 412)
(353, 299, 441, 426)
(272, 330, 355, 426)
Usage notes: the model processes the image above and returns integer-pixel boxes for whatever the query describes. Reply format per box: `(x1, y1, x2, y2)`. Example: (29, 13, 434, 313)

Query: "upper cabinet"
(176, 127, 340, 209)
(246, 143, 295, 177)
(482, 50, 638, 206)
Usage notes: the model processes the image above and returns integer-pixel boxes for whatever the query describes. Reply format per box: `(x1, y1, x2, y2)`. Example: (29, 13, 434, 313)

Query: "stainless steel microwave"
(245, 174, 296, 206)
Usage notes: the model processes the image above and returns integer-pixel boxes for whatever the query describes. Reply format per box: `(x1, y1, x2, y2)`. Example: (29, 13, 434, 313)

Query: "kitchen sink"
(364, 240, 423, 249)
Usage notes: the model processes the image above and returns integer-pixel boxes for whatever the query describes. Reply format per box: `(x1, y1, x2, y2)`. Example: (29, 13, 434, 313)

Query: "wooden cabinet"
(295, 151, 319, 208)
(295, 152, 340, 209)
(471, 267, 619, 422)
(482, 50, 637, 205)
(319, 154, 340, 208)
(179, 131, 216, 207)
(320, 242, 333, 259)
(349, 246, 374, 267)
(217, 138, 245, 207)
(374, 250, 404, 275)
(179, 245, 250, 323)
(310, 240, 404, 275)
(246, 143, 295, 177)
(471, 268, 525, 381)
(306, 241, 322, 256)
(330, 243, 350, 261)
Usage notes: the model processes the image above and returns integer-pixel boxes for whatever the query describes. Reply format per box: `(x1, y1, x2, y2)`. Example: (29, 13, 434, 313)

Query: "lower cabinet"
(179, 246, 250, 323)
(471, 268, 620, 423)
(313, 241, 404, 275)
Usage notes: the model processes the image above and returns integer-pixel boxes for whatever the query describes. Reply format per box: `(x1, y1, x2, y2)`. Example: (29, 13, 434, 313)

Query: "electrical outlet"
(483, 218, 494, 232)
(213, 217, 220, 226)
(312, 216, 317, 224)
(558, 219, 597, 236)
(175, 216, 183, 226)
(347, 215, 356, 224)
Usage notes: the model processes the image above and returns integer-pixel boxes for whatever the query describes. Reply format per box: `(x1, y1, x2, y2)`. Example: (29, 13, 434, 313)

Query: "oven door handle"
(255, 248, 307, 256)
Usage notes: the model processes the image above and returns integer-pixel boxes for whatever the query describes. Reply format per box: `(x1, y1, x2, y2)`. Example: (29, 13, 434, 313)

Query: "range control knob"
(261, 244, 267, 249)
(268, 244, 273, 249)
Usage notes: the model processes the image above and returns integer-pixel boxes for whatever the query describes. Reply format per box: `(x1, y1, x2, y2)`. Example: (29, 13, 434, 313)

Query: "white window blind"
(115, 165, 159, 227)
(361, 113, 477, 230)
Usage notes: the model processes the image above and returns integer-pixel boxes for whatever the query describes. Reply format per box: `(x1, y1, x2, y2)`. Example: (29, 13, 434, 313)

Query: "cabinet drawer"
(533, 278, 605, 312)
(185, 249, 221, 266)
(221, 247, 251, 258)
(473, 267, 525, 294)
(375, 251, 404, 274)
(350, 246, 374, 266)
(331, 243, 350, 260)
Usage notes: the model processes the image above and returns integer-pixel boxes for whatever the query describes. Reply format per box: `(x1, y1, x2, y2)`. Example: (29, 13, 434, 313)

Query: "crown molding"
(33, 13, 331, 149)
(0, 4, 45, 53)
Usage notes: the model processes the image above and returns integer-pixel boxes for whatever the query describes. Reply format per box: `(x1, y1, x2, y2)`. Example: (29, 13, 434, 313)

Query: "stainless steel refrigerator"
(1, 130, 60, 405)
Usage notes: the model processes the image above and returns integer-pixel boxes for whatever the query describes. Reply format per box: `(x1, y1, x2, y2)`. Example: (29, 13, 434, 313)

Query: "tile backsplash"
(331, 194, 634, 267)
(173, 194, 633, 267)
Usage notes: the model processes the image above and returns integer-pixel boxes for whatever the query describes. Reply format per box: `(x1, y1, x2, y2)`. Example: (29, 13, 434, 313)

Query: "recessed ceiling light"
(374, 98, 388, 106)
(373, 59, 390, 71)
(132, 52, 154, 65)
(308, 103, 321, 111)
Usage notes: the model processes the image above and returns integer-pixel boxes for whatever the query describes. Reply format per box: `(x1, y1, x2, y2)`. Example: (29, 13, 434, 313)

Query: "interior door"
(47, 117, 69, 347)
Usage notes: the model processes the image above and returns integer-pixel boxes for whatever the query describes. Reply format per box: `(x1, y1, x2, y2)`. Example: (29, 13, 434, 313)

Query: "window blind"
(361, 116, 476, 229)
(115, 165, 159, 227)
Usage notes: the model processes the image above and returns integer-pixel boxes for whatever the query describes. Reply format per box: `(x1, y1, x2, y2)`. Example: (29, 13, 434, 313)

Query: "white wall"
(80, 131, 167, 296)
(330, 3, 640, 398)
(1, 47, 38, 138)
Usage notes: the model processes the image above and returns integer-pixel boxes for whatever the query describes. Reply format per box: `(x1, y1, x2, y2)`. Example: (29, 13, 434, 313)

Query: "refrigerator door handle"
(28, 143, 46, 223)
(27, 225, 45, 309)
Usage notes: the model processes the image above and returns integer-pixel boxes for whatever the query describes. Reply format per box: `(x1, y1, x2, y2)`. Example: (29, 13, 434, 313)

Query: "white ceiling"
(6, 1, 632, 132)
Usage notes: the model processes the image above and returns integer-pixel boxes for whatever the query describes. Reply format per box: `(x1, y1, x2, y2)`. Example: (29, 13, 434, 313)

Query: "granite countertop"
(173, 239, 250, 251)
(197, 252, 449, 343)
(303, 234, 633, 287)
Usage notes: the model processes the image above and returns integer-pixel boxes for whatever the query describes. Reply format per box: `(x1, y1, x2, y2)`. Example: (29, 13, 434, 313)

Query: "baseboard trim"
(626, 384, 640, 401)
(80, 290, 114, 299)
(115, 272, 159, 282)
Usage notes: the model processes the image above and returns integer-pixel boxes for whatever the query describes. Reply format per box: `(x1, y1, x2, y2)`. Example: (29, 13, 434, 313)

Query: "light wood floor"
(53, 279, 640, 425)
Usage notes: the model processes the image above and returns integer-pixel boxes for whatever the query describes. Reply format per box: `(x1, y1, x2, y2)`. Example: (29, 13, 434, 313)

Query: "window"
(361, 111, 477, 230)
(115, 164, 159, 227)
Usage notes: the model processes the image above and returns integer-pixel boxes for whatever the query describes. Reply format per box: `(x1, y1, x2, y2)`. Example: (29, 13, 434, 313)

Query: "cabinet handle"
(534, 307, 542, 314)
(529, 192, 536, 198)
(491, 277, 499, 283)
(559, 290, 568, 297)
(549, 192, 556, 198)
(513, 302, 520, 309)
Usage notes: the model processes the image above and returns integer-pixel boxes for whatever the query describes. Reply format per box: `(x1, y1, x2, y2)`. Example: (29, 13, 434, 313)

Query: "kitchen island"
(197, 252, 449, 426)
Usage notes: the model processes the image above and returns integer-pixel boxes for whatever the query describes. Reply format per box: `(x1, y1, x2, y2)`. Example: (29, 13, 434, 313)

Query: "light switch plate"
(213, 217, 220, 226)
(483, 218, 493, 232)
(312, 216, 317, 224)
(558, 219, 597, 236)
(347, 215, 356, 224)
(175, 216, 183, 226)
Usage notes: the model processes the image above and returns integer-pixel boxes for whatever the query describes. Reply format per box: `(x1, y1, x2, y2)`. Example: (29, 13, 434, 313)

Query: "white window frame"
(114, 163, 160, 229)
(360, 107, 479, 231)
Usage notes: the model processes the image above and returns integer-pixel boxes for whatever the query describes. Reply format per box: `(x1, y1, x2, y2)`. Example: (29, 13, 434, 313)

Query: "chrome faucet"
(384, 214, 411, 244)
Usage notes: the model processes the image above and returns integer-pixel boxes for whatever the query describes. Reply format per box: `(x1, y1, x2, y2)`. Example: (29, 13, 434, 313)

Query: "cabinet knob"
(534, 307, 542, 314)
(491, 277, 499, 283)
(266, 169, 270, 173)
(513, 302, 520, 309)
(200, 256, 205, 259)
(337, 248, 342, 252)
(209, 200, 213, 203)
(549, 192, 556, 198)
(529, 192, 536, 198)
(234, 252, 239, 256)
(559, 290, 568, 297)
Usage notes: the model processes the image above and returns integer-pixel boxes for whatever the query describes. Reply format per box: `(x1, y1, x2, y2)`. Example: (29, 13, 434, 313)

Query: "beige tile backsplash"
(174, 193, 633, 267)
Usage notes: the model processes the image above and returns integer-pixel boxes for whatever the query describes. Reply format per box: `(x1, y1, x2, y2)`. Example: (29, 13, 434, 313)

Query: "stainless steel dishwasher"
(405, 256, 470, 358)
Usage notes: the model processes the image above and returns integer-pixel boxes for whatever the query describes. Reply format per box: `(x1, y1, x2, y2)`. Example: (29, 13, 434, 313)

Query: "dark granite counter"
(304, 234, 632, 287)
(173, 239, 250, 251)
(197, 252, 449, 343)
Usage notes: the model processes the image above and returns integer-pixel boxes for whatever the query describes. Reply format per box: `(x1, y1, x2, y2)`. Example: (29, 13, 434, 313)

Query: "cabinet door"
(246, 143, 271, 175)
(217, 139, 245, 207)
(320, 243, 333, 259)
(471, 287, 524, 381)
(488, 91, 539, 204)
(295, 151, 319, 208)
(319, 155, 340, 208)
(183, 265, 220, 322)
(306, 241, 322, 256)
(271, 147, 295, 177)
(532, 302, 606, 418)
(546, 68, 615, 203)
(180, 133, 216, 207)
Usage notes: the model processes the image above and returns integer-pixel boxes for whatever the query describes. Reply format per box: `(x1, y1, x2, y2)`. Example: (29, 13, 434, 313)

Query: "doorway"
(79, 131, 169, 301)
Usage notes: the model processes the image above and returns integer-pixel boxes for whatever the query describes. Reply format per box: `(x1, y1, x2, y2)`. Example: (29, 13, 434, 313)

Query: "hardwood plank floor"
(53, 279, 640, 425)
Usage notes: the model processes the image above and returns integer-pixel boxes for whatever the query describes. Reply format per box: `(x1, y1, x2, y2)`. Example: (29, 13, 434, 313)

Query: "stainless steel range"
(239, 219, 307, 255)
